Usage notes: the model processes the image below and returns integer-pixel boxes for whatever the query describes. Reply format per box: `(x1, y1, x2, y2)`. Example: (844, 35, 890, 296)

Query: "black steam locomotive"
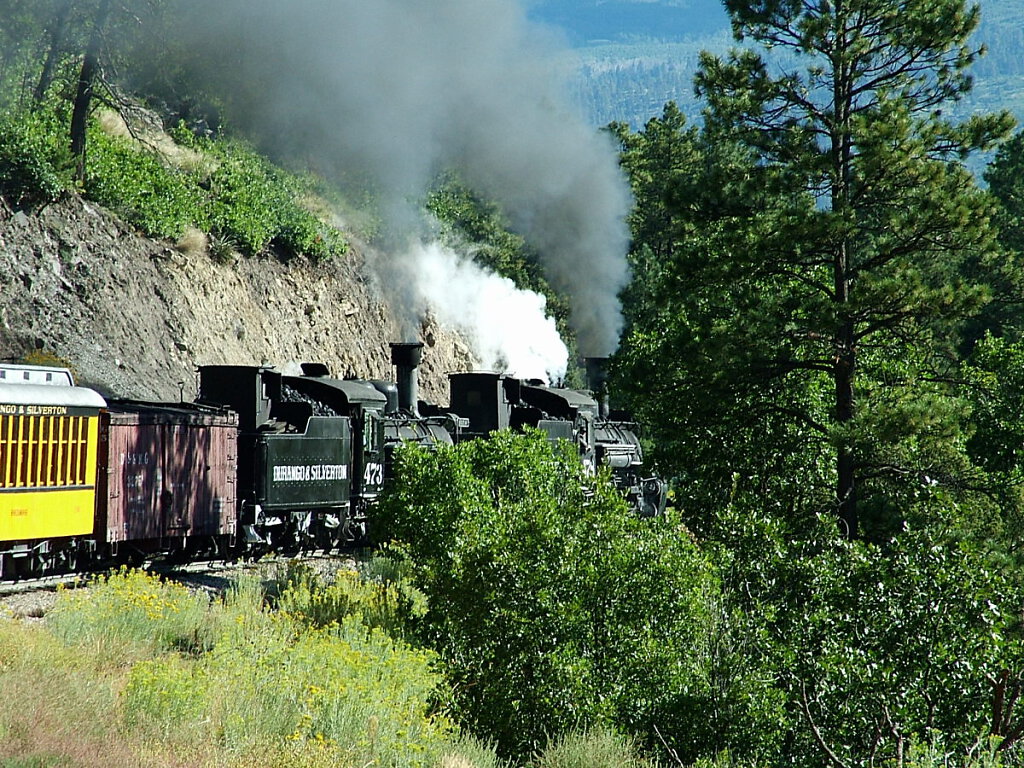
(0, 344, 664, 578)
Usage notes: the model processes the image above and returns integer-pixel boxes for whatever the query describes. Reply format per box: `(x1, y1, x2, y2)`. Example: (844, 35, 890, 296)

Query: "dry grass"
(94, 107, 217, 177)
(440, 756, 478, 768)
(175, 226, 209, 257)
(529, 729, 655, 768)
(0, 621, 207, 768)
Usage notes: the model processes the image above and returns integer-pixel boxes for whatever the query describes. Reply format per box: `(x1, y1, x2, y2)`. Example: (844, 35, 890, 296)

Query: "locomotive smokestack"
(585, 357, 610, 419)
(390, 342, 423, 417)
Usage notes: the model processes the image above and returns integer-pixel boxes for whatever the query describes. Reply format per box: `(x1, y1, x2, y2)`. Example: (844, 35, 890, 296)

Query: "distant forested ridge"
(526, 0, 727, 43)
(531, 0, 1024, 128)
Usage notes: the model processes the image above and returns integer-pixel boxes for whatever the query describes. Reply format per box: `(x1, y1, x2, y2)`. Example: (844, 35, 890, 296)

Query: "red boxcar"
(97, 402, 238, 547)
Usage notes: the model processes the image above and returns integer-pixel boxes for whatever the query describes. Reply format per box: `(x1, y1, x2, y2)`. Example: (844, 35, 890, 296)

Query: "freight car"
(97, 399, 238, 560)
(0, 362, 242, 578)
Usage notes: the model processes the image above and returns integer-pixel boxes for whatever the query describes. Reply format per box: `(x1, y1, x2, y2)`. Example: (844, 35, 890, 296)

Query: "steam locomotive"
(0, 344, 664, 579)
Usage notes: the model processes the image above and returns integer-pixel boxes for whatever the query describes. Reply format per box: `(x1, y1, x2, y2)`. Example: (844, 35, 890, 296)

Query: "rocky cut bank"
(0, 194, 474, 402)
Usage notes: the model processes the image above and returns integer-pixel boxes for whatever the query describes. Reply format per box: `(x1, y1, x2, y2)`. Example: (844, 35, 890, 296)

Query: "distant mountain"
(527, 0, 728, 44)
(532, 0, 1024, 131)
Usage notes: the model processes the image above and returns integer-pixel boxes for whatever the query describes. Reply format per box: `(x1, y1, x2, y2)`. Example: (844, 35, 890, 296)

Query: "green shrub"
(779, 526, 1022, 767)
(274, 214, 347, 262)
(376, 431, 720, 759)
(198, 139, 346, 260)
(271, 559, 426, 641)
(86, 128, 202, 239)
(0, 106, 347, 262)
(439, 735, 509, 768)
(204, 148, 283, 253)
(0, 108, 71, 206)
(46, 568, 216, 657)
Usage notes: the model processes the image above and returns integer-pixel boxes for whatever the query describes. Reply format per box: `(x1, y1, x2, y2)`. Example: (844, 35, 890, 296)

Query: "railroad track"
(0, 553, 356, 617)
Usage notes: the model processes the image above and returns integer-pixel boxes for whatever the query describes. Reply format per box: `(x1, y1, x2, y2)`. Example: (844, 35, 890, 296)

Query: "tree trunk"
(34, 0, 73, 103)
(836, 318, 857, 537)
(70, 0, 111, 183)
(832, 0, 858, 538)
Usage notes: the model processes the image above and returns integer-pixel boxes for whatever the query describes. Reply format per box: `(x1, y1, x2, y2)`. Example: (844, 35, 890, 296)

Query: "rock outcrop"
(0, 195, 473, 403)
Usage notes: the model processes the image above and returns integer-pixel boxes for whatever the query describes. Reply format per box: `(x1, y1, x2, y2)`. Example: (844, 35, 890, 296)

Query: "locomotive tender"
(0, 345, 664, 579)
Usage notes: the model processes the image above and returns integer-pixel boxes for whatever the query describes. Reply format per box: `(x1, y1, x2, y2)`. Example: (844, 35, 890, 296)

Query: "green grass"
(0, 567, 508, 768)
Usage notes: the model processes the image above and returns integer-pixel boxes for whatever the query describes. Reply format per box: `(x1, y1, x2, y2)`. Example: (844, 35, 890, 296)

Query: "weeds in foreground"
(5, 567, 465, 768)
(3, 574, 1010, 768)
(46, 566, 218, 659)
(528, 728, 654, 768)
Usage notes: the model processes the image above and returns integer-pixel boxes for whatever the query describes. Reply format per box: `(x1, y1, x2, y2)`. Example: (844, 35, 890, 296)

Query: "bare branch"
(799, 682, 852, 768)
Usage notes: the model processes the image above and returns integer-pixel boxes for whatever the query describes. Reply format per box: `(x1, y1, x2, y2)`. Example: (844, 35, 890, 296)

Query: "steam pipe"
(584, 356, 610, 419)
(390, 342, 423, 416)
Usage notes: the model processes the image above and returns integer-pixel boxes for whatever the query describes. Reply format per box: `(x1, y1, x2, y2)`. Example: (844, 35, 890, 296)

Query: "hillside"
(0, 194, 473, 403)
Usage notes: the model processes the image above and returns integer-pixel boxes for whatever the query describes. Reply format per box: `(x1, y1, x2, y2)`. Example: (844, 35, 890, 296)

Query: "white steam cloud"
(158, 0, 632, 356)
(406, 241, 568, 383)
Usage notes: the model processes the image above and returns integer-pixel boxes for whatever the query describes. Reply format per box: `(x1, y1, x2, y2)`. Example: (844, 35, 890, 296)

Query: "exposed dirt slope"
(0, 194, 473, 403)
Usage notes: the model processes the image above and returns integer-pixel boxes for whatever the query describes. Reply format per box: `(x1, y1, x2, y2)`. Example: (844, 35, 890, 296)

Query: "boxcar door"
(103, 414, 161, 542)
(161, 423, 193, 537)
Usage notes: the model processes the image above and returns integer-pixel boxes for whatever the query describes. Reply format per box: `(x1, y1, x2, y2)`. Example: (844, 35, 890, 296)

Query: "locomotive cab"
(448, 371, 599, 469)
(197, 365, 355, 549)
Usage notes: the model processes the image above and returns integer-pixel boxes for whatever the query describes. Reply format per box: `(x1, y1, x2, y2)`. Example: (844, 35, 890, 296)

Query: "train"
(0, 344, 665, 579)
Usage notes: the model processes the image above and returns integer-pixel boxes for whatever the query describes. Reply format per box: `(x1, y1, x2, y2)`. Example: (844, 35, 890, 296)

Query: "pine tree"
(618, 0, 1014, 537)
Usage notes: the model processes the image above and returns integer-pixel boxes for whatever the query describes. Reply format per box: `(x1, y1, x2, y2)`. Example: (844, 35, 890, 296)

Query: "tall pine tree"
(617, 0, 1013, 537)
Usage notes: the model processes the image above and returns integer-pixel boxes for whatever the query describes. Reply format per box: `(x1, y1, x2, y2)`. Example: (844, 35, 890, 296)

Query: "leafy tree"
(374, 431, 725, 761)
(69, 0, 113, 181)
(986, 131, 1024, 258)
(783, 522, 1022, 765)
(613, 104, 837, 535)
(616, 0, 1015, 538)
(955, 334, 1024, 544)
(0, 0, 172, 180)
(703, 496, 1024, 767)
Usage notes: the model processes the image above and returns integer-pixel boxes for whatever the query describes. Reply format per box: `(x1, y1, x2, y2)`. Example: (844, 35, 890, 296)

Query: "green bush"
(0, 108, 71, 206)
(0, 106, 346, 262)
(46, 567, 217, 658)
(204, 147, 284, 253)
(270, 559, 426, 641)
(274, 214, 347, 262)
(780, 524, 1022, 766)
(529, 729, 654, 768)
(86, 128, 202, 239)
(202, 138, 346, 260)
(375, 430, 720, 759)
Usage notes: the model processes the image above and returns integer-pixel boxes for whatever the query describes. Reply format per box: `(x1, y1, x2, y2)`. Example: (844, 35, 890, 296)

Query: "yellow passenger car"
(0, 364, 106, 544)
